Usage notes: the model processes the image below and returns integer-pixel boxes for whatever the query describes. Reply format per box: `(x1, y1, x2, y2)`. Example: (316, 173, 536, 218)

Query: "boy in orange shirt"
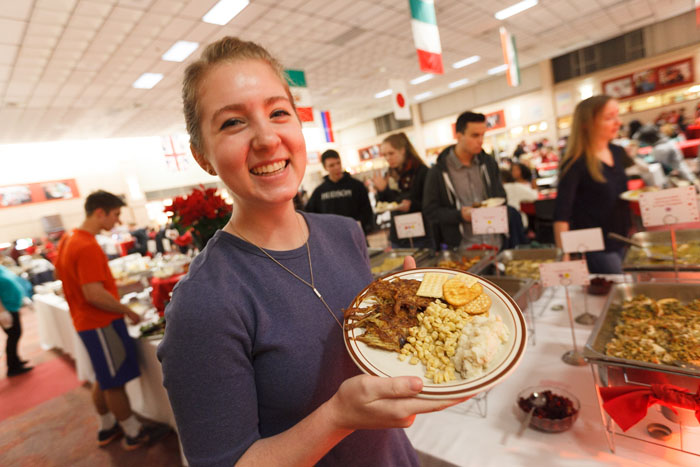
(55, 190, 169, 450)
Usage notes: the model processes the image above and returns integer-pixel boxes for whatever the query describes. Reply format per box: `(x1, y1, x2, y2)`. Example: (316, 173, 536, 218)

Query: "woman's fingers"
(403, 256, 416, 270)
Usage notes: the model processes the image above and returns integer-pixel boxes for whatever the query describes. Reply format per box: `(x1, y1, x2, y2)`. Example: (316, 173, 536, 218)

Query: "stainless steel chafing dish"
(480, 275, 534, 315)
(418, 249, 495, 275)
(622, 229, 700, 272)
(369, 248, 432, 278)
(584, 282, 700, 379)
(584, 283, 700, 456)
(482, 248, 562, 301)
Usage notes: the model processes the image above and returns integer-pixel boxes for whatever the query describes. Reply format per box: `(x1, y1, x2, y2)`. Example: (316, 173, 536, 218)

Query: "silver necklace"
(232, 216, 344, 331)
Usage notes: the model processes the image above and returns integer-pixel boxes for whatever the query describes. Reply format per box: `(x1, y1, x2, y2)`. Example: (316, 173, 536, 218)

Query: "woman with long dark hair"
(373, 132, 430, 248)
(553, 95, 630, 273)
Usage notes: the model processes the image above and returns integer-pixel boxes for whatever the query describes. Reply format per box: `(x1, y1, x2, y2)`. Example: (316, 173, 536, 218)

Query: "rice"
(452, 313, 510, 379)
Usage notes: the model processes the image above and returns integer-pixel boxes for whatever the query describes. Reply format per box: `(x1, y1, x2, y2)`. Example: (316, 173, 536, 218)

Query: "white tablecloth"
(404, 279, 700, 467)
(33, 293, 185, 464)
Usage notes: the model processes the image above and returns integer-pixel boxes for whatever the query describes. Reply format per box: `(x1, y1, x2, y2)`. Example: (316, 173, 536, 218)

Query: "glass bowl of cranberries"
(516, 386, 580, 433)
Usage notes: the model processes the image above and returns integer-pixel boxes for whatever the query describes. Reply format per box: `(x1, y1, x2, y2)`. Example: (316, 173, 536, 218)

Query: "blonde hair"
(182, 36, 293, 153)
(561, 95, 614, 183)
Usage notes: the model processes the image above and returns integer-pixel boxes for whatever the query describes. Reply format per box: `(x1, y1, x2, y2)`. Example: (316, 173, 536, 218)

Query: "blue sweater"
(158, 213, 419, 467)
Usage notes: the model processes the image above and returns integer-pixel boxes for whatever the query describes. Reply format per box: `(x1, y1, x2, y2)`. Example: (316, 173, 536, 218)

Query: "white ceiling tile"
(110, 5, 146, 23)
(22, 34, 60, 48)
(158, 17, 198, 40)
(0, 44, 19, 65)
(0, 18, 27, 45)
(31, 8, 71, 26)
(67, 14, 105, 30)
(118, 0, 156, 10)
(2, 0, 35, 21)
(179, 0, 218, 19)
(185, 21, 219, 42)
(150, 0, 187, 14)
(74, 1, 114, 18)
(27, 94, 54, 108)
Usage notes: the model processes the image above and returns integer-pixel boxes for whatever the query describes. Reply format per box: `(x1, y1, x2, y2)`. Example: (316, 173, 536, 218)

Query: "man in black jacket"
(305, 150, 374, 234)
(424, 111, 523, 248)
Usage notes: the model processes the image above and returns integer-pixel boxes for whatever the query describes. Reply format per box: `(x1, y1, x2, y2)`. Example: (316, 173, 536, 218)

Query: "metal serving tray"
(480, 275, 534, 314)
(369, 248, 432, 278)
(418, 249, 495, 275)
(482, 248, 562, 300)
(584, 282, 700, 379)
(622, 229, 700, 272)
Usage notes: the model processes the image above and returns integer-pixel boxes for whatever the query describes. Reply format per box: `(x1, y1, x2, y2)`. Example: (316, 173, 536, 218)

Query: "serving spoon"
(607, 232, 674, 261)
(517, 392, 546, 437)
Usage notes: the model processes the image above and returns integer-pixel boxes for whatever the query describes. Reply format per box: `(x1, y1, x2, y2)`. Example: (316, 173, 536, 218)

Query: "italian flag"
(409, 0, 443, 74)
(499, 27, 521, 87)
(285, 69, 314, 122)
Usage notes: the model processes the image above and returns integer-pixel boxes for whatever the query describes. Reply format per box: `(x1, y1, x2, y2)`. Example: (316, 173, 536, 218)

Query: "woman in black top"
(553, 95, 630, 273)
(373, 132, 430, 248)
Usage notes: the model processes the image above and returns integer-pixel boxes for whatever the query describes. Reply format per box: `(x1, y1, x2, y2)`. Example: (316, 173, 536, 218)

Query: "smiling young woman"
(157, 37, 465, 467)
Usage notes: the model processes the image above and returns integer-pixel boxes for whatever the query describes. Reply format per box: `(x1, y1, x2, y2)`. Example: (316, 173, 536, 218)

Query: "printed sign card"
(639, 186, 699, 227)
(472, 206, 509, 235)
(560, 228, 605, 254)
(539, 260, 590, 288)
(394, 212, 425, 239)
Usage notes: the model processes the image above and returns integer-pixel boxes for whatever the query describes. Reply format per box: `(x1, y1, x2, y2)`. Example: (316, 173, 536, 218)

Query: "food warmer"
(584, 283, 700, 457)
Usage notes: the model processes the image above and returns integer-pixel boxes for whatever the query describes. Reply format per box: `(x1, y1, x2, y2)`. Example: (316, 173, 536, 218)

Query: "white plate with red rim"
(343, 268, 527, 400)
(480, 197, 506, 207)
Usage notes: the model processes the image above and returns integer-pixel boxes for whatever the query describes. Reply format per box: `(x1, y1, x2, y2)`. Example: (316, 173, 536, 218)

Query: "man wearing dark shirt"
(423, 111, 526, 248)
(305, 150, 374, 234)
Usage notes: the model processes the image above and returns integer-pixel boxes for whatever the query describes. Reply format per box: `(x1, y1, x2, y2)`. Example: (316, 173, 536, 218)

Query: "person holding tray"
(157, 37, 465, 466)
(553, 95, 630, 273)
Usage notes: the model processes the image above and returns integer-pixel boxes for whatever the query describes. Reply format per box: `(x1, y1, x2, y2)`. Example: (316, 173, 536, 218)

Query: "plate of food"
(619, 186, 659, 202)
(476, 197, 506, 208)
(343, 268, 527, 399)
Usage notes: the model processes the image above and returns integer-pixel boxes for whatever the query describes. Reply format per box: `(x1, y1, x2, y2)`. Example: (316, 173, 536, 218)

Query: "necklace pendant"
(312, 287, 322, 299)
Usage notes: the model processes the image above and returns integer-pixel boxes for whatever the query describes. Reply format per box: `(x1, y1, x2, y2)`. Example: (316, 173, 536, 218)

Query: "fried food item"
(345, 279, 432, 352)
(443, 279, 482, 307)
(437, 255, 481, 272)
(458, 293, 491, 315)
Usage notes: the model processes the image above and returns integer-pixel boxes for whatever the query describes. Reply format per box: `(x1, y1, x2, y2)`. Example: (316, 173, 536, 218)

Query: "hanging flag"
(408, 0, 443, 74)
(696, 0, 700, 26)
(390, 79, 411, 121)
(320, 110, 334, 143)
(285, 69, 314, 122)
(499, 27, 521, 87)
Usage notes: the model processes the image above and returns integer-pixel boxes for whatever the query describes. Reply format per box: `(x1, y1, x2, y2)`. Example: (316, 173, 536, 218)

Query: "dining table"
(404, 276, 699, 467)
(32, 292, 188, 465)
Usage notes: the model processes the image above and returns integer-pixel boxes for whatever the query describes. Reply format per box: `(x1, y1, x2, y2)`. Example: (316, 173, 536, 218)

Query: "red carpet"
(0, 354, 82, 421)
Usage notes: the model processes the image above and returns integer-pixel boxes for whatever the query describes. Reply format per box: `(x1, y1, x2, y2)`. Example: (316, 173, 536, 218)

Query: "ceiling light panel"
(202, 0, 250, 25)
(161, 40, 199, 62)
(495, 0, 538, 20)
(452, 55, 481, 69)
(132, 72, 163, 89)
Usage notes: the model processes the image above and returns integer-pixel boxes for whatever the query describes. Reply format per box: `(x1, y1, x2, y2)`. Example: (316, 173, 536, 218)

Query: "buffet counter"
(32, 276, 698, 466)
(404, 278, 699, 467)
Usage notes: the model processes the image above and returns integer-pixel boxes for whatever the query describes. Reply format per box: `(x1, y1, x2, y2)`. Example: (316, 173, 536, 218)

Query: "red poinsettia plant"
(164, 185, 232, 249)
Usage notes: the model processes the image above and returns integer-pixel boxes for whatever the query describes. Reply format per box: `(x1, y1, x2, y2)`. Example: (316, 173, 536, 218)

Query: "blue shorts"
(78, 319, 140, 390)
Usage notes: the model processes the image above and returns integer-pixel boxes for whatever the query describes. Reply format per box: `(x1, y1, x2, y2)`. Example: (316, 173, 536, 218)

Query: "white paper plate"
(481, 197, 506, 207)
(619, 187, 660, 201)
(343, 268, 527, 399)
